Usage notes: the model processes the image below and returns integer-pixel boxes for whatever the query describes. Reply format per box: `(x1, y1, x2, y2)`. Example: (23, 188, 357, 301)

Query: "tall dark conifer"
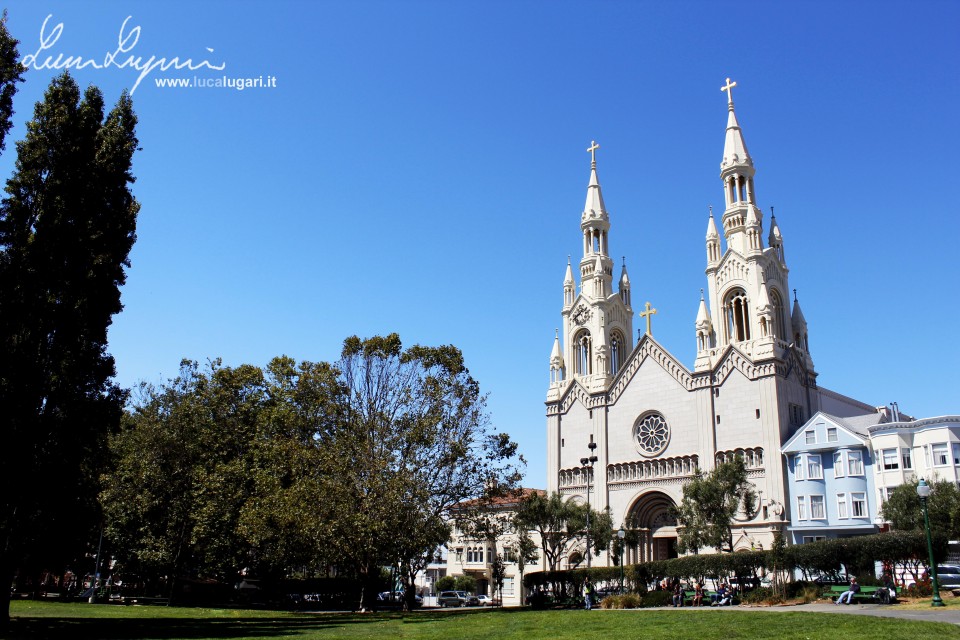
(0, 64, 139, 624)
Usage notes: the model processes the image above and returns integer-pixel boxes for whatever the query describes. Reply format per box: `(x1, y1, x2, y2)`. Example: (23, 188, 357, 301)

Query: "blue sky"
(3, 1, 958, 487)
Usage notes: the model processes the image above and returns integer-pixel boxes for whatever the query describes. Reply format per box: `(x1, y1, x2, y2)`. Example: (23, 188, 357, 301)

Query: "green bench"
(823, 585, 897, 604)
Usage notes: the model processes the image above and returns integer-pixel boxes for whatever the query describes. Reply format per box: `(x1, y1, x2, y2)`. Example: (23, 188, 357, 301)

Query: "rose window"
(634, 413, 670, 457)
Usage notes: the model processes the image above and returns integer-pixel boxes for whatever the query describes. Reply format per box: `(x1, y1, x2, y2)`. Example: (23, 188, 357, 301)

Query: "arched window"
(724, 288, 751, 342)
(771, 289, 786, 340)
(610, 330, 626, 374)
(574, 330, 592, 375)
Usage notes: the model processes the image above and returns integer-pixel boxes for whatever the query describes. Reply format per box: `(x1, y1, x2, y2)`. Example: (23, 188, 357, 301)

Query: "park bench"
(823, 585, 897, 604)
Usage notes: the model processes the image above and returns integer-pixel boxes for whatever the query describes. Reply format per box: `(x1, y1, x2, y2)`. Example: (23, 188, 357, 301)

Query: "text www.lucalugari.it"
(154, 75, 278, 90)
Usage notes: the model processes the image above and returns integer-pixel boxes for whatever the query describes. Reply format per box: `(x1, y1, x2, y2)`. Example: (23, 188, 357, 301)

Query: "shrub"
(741, 586, 784, 605)
(801, 586, 822, 603)
(600, 593, 641, 609)
(621, 592, 641, 608)
(640, 590, 673, 608)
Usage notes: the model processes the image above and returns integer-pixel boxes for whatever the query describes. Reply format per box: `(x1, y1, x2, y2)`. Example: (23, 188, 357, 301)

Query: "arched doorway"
(624, 491, 679, 564)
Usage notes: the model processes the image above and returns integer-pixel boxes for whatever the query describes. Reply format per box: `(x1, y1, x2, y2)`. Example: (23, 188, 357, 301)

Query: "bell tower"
(549, 142, 634, 394)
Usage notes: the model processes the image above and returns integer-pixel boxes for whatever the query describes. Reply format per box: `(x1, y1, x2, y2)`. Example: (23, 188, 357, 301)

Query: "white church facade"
(545, 80, 875, 565)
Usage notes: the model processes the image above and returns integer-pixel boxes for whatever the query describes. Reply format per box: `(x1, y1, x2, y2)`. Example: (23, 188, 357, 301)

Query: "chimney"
(891, 402, 901, 422)
(877, 406, 891, 423)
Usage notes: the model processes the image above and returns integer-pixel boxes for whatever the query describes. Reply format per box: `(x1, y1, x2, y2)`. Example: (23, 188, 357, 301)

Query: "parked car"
(476, 594, 497, 606)
(936, 565, 960, 589)
(437, 590, 479, 607)
(437, 591, 466, 607)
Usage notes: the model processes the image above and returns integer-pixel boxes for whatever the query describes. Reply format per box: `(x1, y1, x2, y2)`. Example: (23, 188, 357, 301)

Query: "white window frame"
(827, 427, 838, 442)
(795, 454, 805, 480)
(933, 443, 949, 467)
(837, 493, 848, 519)
(797, 495, 807, 520)
(882, 448, 899, 471)
(834, 451, 845, 478)
(807, 454, 823, 479)
(902, 448, 913, 470)
(847, 450, 864, 476)
(851, 492, 867, 518)
(802, 535, 826, 543)
(810, 495, 826, 520)
(805, 429, 816, 445)
(953, 443, 960, 465)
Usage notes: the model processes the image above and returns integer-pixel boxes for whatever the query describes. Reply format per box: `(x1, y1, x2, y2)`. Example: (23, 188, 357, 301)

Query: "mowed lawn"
(6, 601, 960, 640)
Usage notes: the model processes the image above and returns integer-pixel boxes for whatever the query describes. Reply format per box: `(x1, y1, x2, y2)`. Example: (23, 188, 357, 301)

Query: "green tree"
(514, 492, 612, 571)
(881, 478, 960, 537)
(103, 357, 342, 596)
(0, 65, 138, 623)
(327, 334, 521, 610)
(514, 528, 540, 603)
(490, 554, 505, 604)
(673, 457, 757, 553)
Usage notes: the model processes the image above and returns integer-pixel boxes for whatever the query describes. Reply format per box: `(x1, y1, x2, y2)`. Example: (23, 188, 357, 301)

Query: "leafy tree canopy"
(673, 457, 757, 554)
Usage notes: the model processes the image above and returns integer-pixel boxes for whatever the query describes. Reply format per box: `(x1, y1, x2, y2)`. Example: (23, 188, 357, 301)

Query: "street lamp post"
(917, 478, 945, 607)
(617, 527, 626, 593)
(580, 442, 598, 568)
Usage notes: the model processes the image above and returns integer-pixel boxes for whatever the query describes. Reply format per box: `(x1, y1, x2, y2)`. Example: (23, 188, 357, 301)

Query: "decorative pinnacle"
(721, 77, 737, 107)
(709, 204, 713, 217)
(587, 140, 600, 166)
(700, 288, 704, 300)
(793, 288, 797, 302)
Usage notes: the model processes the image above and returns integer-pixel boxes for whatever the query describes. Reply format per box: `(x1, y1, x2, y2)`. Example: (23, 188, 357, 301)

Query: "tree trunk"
(0, 557, 13, 628)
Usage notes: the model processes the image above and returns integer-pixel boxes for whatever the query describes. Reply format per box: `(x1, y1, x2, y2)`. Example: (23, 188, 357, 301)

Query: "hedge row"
(523, 530, 945, 591)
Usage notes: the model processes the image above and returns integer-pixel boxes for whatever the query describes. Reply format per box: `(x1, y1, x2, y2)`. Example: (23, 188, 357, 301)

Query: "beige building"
(546, 80, 873, 564)
(445, 489, 545, 606)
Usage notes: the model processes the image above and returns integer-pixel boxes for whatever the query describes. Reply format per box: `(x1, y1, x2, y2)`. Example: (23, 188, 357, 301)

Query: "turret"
(549, 329, 565, 385)
(768, 209, 785, 264)
(563, 257, 575, 308)
(791, 290, 809, 352)
(705, 207, 721, 266)
(619, 259, 631, 308)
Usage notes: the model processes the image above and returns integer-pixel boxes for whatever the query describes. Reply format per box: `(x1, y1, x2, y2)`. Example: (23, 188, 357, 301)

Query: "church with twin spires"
(545, 80, 874, 563)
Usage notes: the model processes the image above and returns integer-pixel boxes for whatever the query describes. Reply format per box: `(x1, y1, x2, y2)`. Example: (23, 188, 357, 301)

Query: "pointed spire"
(550, 329, 564, 367)
(757, 279, 772, 310)
(791, 289, 807, 329)
(582, 140, 608, 221)
(564, 256, 574, 285)
(720, 78, 752, 170)
(619, 258, 630, 288)
(695, 289, 712, 329)
(706, 206, 719, 239)
(768, 208, 783, 246)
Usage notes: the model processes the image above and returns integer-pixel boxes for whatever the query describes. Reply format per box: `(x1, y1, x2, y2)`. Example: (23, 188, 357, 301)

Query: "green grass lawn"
(6, 601, 960, 640)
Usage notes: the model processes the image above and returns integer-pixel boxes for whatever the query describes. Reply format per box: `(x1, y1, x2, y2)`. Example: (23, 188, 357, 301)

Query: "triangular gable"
(608, 334, 693, 404)
(781, 411, 870, 454)
(554, 377, 595, 415)
(714, 249, 749, 291)
(711, 343, 774, 386)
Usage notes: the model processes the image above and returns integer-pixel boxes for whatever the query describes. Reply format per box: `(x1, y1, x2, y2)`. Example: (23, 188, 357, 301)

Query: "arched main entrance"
(624, 491, 679, 564)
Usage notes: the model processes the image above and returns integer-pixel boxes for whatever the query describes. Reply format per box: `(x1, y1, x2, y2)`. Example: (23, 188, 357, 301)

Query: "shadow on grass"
(4, 609, 502, 639)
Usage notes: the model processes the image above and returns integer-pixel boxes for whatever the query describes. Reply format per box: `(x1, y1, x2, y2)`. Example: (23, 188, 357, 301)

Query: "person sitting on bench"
(836, 577, 860, 605)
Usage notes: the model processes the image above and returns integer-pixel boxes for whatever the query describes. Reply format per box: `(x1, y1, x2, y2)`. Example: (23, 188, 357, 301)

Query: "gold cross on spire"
(639, 301, 658, 336)
(721, 77, 737, 104)
(587, 140, 600, 164)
